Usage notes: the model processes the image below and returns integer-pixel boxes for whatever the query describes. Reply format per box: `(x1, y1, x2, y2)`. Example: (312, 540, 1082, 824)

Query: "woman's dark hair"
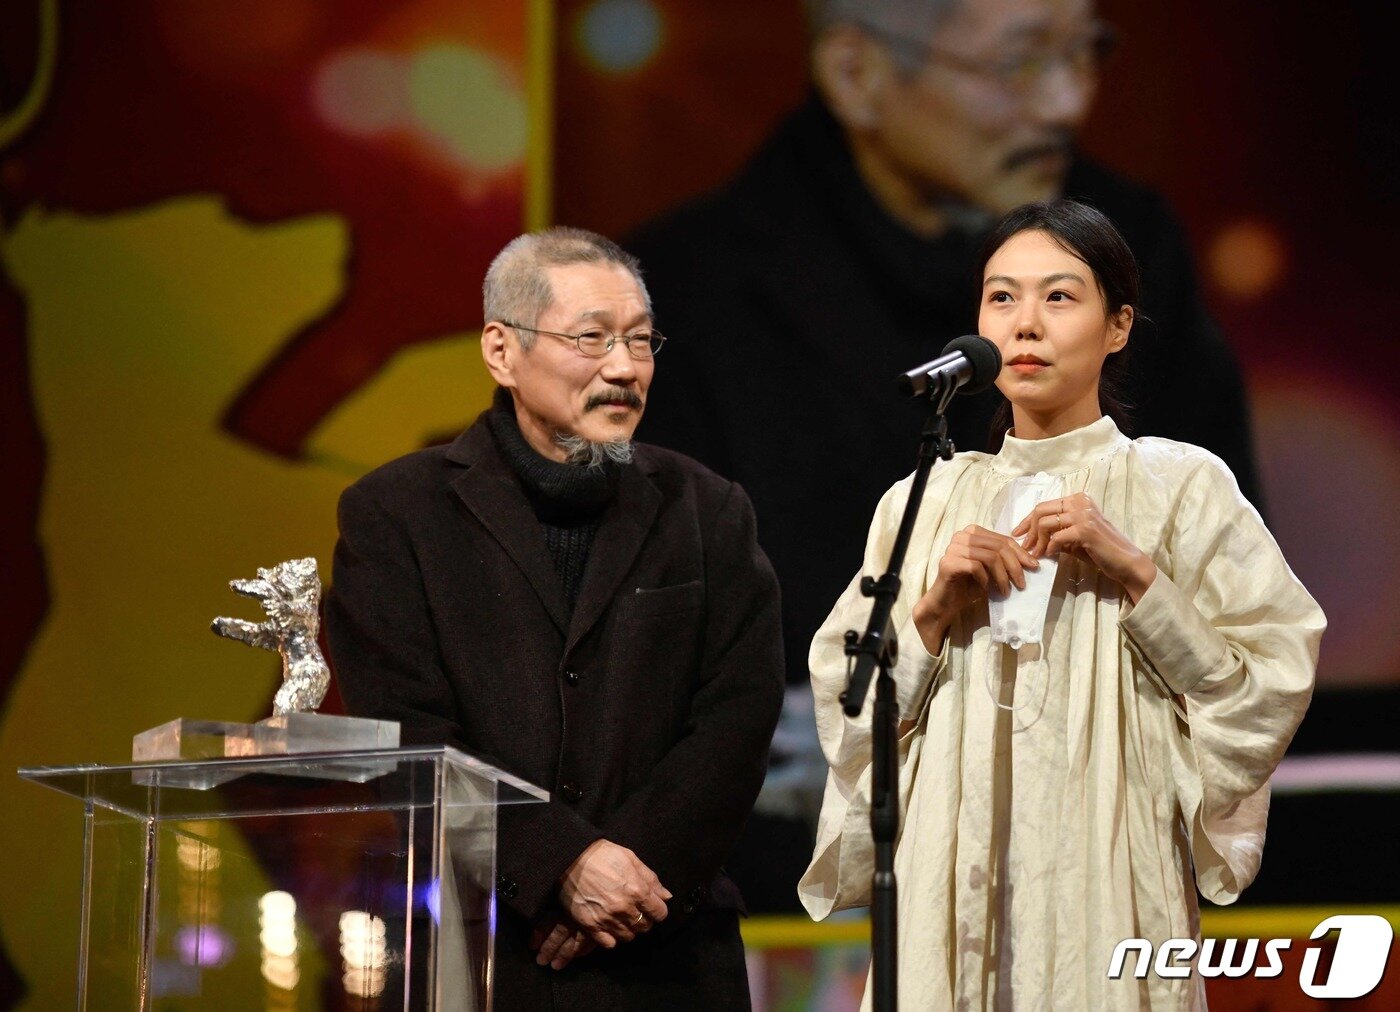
(976, 198, 1143, 450)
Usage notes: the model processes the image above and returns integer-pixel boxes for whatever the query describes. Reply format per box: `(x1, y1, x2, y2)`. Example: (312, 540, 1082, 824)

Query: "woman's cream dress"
(800, 416, 1324, 1010)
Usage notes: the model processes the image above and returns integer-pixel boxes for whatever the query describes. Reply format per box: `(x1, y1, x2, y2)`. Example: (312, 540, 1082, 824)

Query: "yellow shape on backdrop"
(308, 330, 492, 473)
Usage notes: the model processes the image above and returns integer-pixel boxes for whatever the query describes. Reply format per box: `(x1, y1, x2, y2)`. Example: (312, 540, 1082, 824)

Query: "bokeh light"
(176, 831, 222, 871)
(175, 924, 232, 968)
(1208, 219, 1288, 300)
(575, 0, 665, 74)
(339, 910, 388, 998)
(258, 891, 297, 919)
(408, 45, 527, 171)
(261, 953, 300, 992)
(258, 891, 299, 989)
(311, 44, 527, 178)
(312, 50, 409, 138)
(422, 876, 441, 924)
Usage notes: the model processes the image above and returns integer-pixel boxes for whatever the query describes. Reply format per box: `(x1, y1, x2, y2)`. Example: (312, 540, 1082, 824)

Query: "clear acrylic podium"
(19, 746, 547, 1010)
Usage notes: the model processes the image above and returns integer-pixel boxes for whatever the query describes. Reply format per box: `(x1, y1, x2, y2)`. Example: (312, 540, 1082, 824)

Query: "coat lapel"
(565, 461, 661, 653)
(446, 423, 572, 635)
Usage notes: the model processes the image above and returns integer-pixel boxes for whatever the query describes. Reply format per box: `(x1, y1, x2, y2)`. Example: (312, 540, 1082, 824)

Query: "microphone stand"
(839, 371, 958, 1012)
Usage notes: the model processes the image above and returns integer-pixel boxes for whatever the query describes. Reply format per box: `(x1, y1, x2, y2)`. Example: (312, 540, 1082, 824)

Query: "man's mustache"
(586, 388, 644, 412)
(1004, 132, 1075, 172)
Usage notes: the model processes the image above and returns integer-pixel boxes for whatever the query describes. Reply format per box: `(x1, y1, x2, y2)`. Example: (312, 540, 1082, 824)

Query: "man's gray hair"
(483, 226, 651, 348)
(803, 0, 960, 52)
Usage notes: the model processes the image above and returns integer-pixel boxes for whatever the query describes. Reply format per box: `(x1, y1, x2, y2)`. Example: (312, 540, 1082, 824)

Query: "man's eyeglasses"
(868, 19, 1117, 97)
(502, 322, 667, 360)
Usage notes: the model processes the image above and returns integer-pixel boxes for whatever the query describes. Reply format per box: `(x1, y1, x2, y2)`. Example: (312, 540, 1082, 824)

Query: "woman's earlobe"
(1110, 306, 1134, 350)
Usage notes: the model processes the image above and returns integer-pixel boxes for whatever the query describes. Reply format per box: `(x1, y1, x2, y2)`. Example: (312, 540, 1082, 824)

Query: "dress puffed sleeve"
(1119, 455, 1324, 904)
(798, 475, 950, 919)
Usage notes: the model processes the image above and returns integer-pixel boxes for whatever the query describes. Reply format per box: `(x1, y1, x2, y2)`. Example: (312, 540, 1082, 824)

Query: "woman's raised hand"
(911, 525, 1038, 653)
(1011, 492, 1156, 602)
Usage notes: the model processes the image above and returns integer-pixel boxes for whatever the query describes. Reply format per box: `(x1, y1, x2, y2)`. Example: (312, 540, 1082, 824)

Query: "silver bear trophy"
(212, 557, 330, 715)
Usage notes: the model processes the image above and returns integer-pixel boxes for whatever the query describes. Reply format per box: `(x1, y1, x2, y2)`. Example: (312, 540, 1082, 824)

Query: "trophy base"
(133, 714, 401, 787)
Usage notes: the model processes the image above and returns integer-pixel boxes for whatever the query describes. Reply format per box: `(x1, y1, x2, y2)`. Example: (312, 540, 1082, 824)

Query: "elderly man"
(627, 0, 1262, 911)
(325, 226, 784, 1008)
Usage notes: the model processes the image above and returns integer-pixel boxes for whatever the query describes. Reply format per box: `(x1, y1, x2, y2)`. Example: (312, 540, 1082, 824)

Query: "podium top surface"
(17, 745, 549, 820)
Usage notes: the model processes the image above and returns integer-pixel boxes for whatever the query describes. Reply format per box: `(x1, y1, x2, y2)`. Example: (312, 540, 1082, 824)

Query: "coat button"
(681, 885, 703, 914)
(495, 873, 518, 899)
(563, 668, 580, 686)
(560, 782, 583, 803)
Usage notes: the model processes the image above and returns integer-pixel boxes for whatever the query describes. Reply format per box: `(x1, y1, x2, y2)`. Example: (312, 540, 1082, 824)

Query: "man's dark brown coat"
(325, 413, 784, 1009)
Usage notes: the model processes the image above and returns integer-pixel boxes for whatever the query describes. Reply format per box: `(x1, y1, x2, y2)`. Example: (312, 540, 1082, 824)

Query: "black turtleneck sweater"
(487, 390, 618, 609)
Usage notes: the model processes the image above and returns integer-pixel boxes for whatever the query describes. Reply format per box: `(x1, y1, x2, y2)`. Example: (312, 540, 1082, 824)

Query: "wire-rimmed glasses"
(865, 19, 1118, 98)
(502, 322, 666, 359)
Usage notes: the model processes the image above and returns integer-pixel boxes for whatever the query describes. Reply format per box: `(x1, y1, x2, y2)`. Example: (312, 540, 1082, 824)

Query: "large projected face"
(866, 0, 1104, 216)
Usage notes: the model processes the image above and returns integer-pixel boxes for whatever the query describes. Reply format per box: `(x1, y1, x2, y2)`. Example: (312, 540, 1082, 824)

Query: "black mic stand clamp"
(838, 372, 958, 1012)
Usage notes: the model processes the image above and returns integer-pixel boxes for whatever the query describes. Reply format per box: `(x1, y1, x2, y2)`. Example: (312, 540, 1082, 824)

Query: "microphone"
(898, 335, 1002, 398)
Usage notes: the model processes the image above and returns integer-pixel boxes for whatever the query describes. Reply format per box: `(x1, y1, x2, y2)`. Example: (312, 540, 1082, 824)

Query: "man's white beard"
(553, 431, 634, 468)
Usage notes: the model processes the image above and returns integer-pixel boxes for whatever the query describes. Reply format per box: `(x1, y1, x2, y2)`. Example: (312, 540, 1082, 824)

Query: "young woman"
(799, 200, 1324, 1009)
